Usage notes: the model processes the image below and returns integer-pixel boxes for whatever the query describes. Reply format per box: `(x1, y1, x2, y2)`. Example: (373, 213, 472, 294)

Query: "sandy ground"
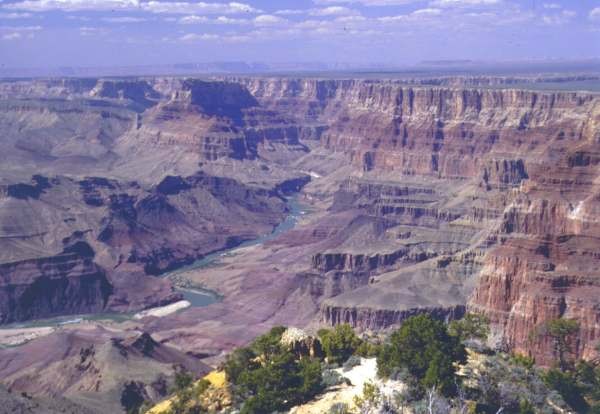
(0, 300, 191, 348)
(133, 300, 191, 319)
(0, 326, 55, 347)
(291, 358, 404, 414)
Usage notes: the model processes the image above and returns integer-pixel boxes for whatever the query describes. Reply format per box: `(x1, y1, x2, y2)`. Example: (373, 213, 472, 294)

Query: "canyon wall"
(2, 76, 600, 365)
(239, 78, 600, 362)
(0, 244, 112, 324)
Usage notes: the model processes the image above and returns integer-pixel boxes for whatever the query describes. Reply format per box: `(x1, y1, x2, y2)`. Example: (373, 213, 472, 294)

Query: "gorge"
(1, 74, 600, 411)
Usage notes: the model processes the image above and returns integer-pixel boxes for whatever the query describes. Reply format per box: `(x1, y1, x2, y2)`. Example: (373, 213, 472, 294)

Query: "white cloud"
(178, 15, 208, 24)
(5, 0, 141, 12)
(102, 16, 147, 22)
(309, 6, 358, 16)
(0, 12, 34, 18)
(79, 26, 108, 35)
(543, 3, 561, 9)
(4, 0, 260, 14)
(253, 14, 285, 26)
(0, 24, 42, 31)
(66, 14, 90, 20)
(274, 9, 305, 16)
(313, 0, 419, 5)
(295, 19, 330, 29)
(412, 7, 441, 16)
(335, 15, 366, 22)
(2, 32, 22, 39)
(180, 32, 219, 41)
(315, 0, 498, 6)
(178, 15, 250, 24)
(542, 9, 575, 25)
(378, 7, 442, 22)
(430, 0, 500, 6)
(215, 15, 249, 24)
(173, 31, 252, 42)
(0, 23, 40, 39)
(591, 7, 600, 21)
(142, 1, 259, 14)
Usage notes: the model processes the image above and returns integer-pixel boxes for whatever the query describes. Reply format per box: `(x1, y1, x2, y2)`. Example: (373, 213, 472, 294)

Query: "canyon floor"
(1, 74, 600, 412)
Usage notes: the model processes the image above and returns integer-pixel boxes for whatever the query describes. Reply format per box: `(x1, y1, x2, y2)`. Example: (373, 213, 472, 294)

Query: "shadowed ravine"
(0, 195, 311, 329)
(3, 75, 600, 413)
(167, 194, 312, 305)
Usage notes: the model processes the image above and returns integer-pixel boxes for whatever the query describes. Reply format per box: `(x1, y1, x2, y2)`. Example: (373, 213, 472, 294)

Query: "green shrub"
(376, 314, 466, 397)
(328, 402, 352, 414)
(322, 368, 346, 388)
(538, 318, 579, 370)
(355, 340, 381, 358)
(353, 381, 381, 412)
(511, 353, 535, 370)
(250, 325, 286, 357)
(318, 324, 362, 365)
(449, 313, 490, 342)
(519, 399, 535, 414)
(543, 368, 587, 412)
(223, 326, 324, 414)
(343, 355, 362, 372)
(223, 347, 255, 385)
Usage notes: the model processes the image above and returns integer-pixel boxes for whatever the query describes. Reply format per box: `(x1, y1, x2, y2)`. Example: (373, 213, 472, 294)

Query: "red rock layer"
(470, 155, 600, 364)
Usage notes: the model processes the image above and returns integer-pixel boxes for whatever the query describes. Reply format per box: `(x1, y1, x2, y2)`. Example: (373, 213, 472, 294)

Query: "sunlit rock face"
(238, 78, 600, 362)
(1, 76, 600, 366)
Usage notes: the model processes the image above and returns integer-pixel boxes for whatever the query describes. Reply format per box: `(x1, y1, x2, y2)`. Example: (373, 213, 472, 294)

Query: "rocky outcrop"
(0, 167, 301, 324)
(106, 171, 292, 275)
(179, 79, 258, 123)
(90, 79, 160, 109)
(311, 249, 436, 273)
(480, 159, 528, 190)
(5, 175, 52, 200)
(237, 78, 600, 362)
(469, 139, 600, 364)
(0, 384, 96, 414)
(280, 327, 324, 359)
(321, 304, 466, 330)
(3, 75, 600, 369)
(0, 328, 210, 413)
(241, 78, 599, 180)
(0, 244, 112, 324)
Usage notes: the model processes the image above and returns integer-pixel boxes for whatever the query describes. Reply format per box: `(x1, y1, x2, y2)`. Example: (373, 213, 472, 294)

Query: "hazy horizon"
(1, 0, 600, 70)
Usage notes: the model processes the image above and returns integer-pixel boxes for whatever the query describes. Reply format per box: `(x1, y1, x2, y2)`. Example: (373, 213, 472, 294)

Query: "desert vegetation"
(144, 314, 600, 414)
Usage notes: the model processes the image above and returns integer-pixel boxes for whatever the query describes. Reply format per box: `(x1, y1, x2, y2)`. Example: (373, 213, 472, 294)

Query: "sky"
(0, 0, 600, 69)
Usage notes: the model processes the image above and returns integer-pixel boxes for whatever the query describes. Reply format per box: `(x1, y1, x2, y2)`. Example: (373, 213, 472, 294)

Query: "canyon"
(1, 74, 600, 411)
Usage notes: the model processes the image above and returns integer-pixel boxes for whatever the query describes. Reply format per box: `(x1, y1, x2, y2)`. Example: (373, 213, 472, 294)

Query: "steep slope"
(2, 75, 600, 382)
(0, 170, 294, 323)
(158, 78, 600, 364)
(0, 328, 209, 413)
(0, 385, 96, 414)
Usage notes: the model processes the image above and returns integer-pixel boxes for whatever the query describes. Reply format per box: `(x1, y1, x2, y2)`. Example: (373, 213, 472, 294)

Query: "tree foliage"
(376, 314, 466, 397)
(448, 313, 490, 342)
(519, 399, 535, 414)
(318, 324, 362, 365)
(543, 359, 600, 413)
(353, 381, 381, 413)
(511, 353, 535, 370)
(543, 368, 588, 412)
(222, 326, 324, 414)
(541, 318, 579, 370)
(168, 369, 197, 414)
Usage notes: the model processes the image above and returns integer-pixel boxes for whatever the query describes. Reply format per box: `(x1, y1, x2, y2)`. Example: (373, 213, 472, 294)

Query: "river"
(1, 196, 310, 330)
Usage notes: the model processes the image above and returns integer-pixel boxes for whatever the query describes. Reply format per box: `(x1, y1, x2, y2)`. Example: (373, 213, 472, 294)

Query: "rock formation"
(2, 75, 600, 413)
(0, 328, 209, 413)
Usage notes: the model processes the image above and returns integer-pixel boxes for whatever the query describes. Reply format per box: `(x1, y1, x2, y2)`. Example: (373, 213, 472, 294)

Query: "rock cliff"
(2, 76, 600, 368)
(0, 245, 112, 324)
(236, 78, 600, 362)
